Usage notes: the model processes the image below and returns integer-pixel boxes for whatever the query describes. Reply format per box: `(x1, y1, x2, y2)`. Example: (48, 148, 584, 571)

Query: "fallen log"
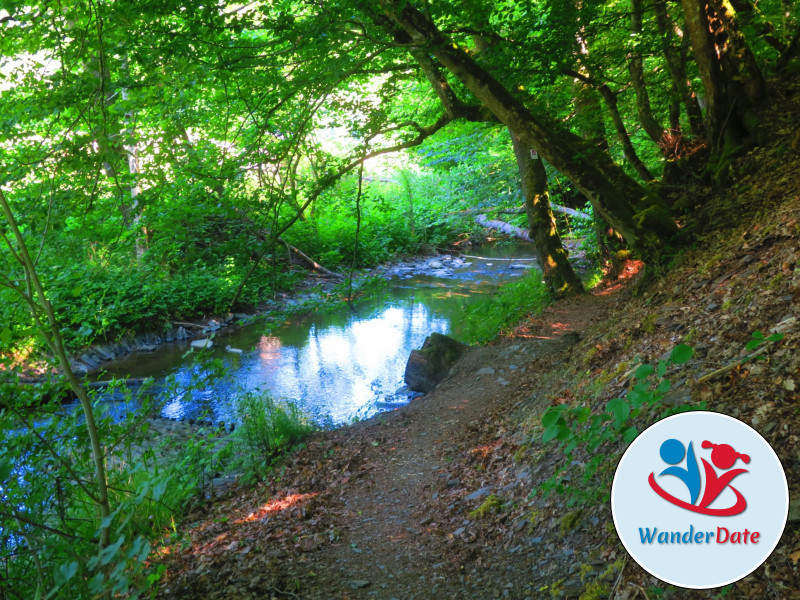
(280, 238, 344, 279)
(498, 205, 590, 220)
(451, 204, 590, 220)
(475, 214, 532, 242)
(460, 255, 537, 261)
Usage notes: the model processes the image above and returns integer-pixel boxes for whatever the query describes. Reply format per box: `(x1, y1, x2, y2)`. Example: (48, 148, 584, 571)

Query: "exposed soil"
(156, 79, 800, 600)
(156, 288, 616, 600)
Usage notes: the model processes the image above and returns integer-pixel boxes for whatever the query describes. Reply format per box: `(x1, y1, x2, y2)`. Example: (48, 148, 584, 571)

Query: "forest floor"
(155, 84, 800, 599)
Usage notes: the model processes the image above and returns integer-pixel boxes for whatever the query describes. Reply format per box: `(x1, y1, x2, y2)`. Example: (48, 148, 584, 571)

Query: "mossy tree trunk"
(378, 1, 676, 259)
(680, 0, 765, 149)
(510, 134, 585, 297)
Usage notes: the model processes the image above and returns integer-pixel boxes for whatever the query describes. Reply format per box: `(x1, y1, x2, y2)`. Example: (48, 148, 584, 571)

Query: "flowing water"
(94, 245, 539, 425)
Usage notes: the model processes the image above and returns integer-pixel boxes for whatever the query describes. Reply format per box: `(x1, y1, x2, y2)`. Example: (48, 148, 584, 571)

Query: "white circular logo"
(611, 411, 789, 589)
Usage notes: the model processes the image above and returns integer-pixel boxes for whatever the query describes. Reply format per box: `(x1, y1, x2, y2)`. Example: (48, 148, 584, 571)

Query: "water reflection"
(97, 245, 539, 425)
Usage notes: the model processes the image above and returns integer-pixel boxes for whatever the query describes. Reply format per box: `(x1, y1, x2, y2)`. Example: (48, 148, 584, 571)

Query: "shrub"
(458, 269, 551, 343)
(232, 390, 315, 481)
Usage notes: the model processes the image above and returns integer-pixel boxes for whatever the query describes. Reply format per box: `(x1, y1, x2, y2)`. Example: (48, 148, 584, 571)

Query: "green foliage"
(537, 344, 700, 505)
(231, 390, 315, 482)
(459, 269, 551, 343)
(745, 330, 784, 352)
(0, 374, 199, 599)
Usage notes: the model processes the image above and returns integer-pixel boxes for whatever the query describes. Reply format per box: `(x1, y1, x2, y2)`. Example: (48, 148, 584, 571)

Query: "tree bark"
(681, 0, 762, 148)
(509, 136, 585, 296)
(470, 32, 583, 295)
(628, 0, 666, 144)
(708, 0, 766, 107)
(379, 2, 675, 258)
(681, 0, 735, 146)
(475, 214, 532, 241)
(595, 82, 655, 182)
(120, 69, 146, 262)
(654, 0, 705, 138)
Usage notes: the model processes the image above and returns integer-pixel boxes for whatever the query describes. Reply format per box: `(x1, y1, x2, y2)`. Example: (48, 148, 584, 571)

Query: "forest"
(1, 0, 799, 598)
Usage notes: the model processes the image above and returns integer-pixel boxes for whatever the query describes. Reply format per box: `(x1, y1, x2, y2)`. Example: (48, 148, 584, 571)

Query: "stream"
(91, 245, 539, 426)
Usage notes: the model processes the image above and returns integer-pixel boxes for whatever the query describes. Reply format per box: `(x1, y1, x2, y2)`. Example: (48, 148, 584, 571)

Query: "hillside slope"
(156, 81, 800, 600)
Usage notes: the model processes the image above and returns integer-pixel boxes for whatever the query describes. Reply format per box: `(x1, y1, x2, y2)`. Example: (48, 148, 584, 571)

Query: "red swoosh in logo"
(648, 473, 747, 516)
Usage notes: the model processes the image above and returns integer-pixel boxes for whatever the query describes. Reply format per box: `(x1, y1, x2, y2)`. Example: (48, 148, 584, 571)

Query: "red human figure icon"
(698, 441, 750, 511)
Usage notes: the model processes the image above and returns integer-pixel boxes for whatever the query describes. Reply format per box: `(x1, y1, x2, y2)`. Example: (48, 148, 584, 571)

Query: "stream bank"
(153, 129, 800, 598)
(71, 243, 544, 427)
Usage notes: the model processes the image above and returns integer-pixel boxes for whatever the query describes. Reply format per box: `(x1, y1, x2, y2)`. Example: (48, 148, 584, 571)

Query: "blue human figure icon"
(658, 438, 701, 505)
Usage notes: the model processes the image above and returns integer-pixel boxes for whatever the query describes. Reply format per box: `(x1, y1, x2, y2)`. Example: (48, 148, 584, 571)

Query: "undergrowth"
(231, 390, 316, 483)
(459, 269, 551, 343)
(534, 344, 702, 507)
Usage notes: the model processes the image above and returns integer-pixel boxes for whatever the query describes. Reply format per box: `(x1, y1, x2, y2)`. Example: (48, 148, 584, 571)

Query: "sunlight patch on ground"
(241, 492, 318, 523)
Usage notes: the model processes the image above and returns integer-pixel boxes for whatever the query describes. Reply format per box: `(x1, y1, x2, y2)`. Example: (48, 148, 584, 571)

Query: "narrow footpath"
(157, 291, 616, 600)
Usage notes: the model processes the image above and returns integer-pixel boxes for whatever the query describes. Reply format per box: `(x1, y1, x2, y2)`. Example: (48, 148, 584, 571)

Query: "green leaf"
(542, 424, 560, 443)
(573, 406, 591, 424)
(656, 379, 671, 394)
(669, 344, 694, 365)
(555, 425, 573, 442)
(622, 426, 638, 444)
(634, 364, 654, 379)
(541, 406, 565, 428)
(766, 333, 785, 343)
(745, 339, 762, 351)
(55, 561, 78, 585)
(606, 398, 630, 428)
(0, 327, 11, 346)
(751, 330, 765, 340)
(628, 389, 646, 409)
(657, 360, 668, 378)
(98, 535, 125, 566)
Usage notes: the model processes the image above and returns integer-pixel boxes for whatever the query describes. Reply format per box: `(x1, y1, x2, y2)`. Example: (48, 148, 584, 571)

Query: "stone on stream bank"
(404, 333, 468, 393)
(67, 316, 240, 374)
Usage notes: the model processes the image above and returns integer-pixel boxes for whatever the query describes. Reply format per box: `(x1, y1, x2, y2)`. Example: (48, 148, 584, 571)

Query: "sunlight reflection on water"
(96, 246, 539, 425)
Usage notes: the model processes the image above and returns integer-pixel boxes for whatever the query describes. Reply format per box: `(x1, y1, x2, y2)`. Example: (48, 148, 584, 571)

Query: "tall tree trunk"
(400, 171, 415, 237)
(628, 0, 666, 143)
(380, 2, 676, 258)
(708, 0, 767, 106)
(681, 0, 737, 146)
(510, 135, 584, 296)
(120, 77, 146, 262)
(681, 0, 762, 148)
(654, 0, 705, 138)
(472, 32, 584, 295)
(596, 82, 655, 182)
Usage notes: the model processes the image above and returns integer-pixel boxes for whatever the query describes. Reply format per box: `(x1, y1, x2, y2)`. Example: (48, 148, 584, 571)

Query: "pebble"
(476, 367, 496, 376)
(466, 486, 493, 501)
(349, 580, 370, 589)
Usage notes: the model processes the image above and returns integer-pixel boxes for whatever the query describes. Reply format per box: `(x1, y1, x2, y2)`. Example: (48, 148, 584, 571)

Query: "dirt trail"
(158, 290, 616, 600)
